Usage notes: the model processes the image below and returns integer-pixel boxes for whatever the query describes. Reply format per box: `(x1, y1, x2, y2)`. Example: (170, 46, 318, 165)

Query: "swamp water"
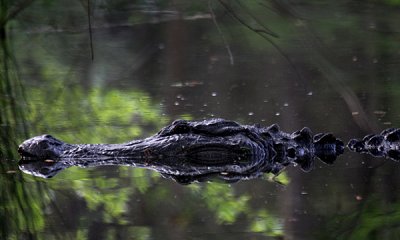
(1, 1, 400, 239)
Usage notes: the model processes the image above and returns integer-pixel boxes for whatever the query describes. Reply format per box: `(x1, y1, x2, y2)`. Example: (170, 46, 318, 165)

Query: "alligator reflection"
(18, 119, 345, 184)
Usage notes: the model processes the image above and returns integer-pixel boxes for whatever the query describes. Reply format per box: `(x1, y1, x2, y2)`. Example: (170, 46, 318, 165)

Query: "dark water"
(1, 1, 400, 239)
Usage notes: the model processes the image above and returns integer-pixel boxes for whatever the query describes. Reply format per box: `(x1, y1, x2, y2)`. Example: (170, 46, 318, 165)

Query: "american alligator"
(18, 118, 344, 183)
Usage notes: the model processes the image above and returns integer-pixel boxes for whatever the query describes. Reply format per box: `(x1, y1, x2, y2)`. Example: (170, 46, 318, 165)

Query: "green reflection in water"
(0, 174, 49, 239)
(28, 84, 166, 143)
(192, 183, 250, 224)
(250, 209, 283, 237)
(0, 15, 46, 239)
(321, 196, 400, 239)
(0, 28, 28, 158)
(189, 183, 283, 237)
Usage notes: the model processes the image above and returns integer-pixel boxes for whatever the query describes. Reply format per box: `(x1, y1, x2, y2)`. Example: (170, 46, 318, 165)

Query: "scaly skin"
(18, 118, 344, 183)
(348, 128, 400, 161)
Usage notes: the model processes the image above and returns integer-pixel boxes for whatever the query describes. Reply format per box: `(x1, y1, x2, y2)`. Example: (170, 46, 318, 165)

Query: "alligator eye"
(178, 126, 188, 131)
(173, 124, 189, 134)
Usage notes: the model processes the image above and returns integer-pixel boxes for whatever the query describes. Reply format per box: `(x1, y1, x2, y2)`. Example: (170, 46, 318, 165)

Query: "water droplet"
(174, 102, 179, 106)
(373, 110, 386, 115)
(307, 92, 313, 96)
(275, 112, 280, 116)
(211, 92, 217, 97)
(248, 112, 254, 116)
(170, 82, 183, 87)
(369, 23, 376, 29)
(352, 56, 358, 62)
(283, 103, 289, 107)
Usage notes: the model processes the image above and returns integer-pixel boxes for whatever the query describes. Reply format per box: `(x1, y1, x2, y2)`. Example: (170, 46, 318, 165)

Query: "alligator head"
(18, 134, 67, 160)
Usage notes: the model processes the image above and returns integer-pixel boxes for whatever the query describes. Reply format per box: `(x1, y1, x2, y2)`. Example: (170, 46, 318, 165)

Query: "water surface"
(1, 1, 400, 239)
